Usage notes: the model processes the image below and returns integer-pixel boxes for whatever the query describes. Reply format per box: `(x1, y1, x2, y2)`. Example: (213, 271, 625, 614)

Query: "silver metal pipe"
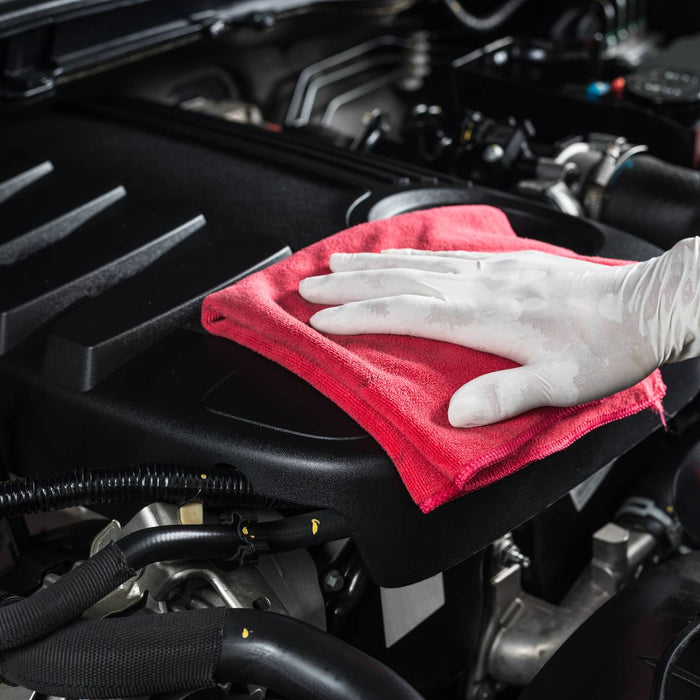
(486, 525, 657, 686)
(285, 36, 409, 125)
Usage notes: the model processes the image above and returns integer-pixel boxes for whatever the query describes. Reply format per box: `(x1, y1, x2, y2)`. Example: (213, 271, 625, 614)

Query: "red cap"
(611, 76, 626, 98)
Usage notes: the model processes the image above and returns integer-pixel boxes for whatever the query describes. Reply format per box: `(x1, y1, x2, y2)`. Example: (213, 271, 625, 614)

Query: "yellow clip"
(242, 628, 250, 639)
(311, 518, 320, 535)
(242, 526, 249, 535)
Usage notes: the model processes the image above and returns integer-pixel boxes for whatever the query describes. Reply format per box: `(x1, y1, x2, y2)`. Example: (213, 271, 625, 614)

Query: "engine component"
(597, 152, 700, 247)
(85, 503, 327, 629)
(651, 613, 700, 700)
(452, 109, 536, 189)
(285, 33, 430, 135)
(520, 551, 700, 700)
(472, 512, 671, 693)
(180, 98, 264, 125)
(0, 607, 425, 700)
(453, 31, 698, 166)
(0, 0, 413, 101)
(0, 465, 284, 516)
(243, 509, 348, 552)
(437, 108, 700, 248)
(624, 33, 700, 118)
(626, 67, 700, 107)
(549, 134, 700, 247)
(551, 133, 648, 220)
(0, 523, 241, 651)
(617, 496, 682, 551)
(673, 441, 700, 544)
(0, 507, 345, 651)
(442, 0, 529, 34)
(351, 108, 392, 152)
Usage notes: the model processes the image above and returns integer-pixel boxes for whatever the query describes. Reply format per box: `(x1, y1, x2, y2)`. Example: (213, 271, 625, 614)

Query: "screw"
(503, 547, 531, 568)
(323, 569, 345, 592)
(495, 534, 531, 568)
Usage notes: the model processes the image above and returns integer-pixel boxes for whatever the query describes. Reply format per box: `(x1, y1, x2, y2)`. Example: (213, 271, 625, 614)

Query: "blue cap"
(586, 81, 612, 102)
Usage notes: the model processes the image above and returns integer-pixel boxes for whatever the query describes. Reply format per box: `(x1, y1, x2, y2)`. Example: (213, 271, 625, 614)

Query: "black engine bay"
(2, 1, 700, 698)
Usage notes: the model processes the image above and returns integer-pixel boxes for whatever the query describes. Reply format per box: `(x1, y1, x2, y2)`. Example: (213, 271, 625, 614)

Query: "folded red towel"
(202, 205, 666, 513)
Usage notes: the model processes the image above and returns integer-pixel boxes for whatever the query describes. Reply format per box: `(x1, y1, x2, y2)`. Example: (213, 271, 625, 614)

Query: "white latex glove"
(298, 237, 700, 427)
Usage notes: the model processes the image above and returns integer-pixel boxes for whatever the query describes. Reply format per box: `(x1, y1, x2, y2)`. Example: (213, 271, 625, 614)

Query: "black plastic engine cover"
(0, 98, 698, 586)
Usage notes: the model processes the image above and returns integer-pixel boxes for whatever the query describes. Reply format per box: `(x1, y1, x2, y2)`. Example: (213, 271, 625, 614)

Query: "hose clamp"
(616, 496, 683, 549)
(583, 136, 648, 219)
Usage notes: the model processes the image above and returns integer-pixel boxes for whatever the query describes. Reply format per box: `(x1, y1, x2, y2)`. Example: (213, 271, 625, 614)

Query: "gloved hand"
(298, 237, 700, 427)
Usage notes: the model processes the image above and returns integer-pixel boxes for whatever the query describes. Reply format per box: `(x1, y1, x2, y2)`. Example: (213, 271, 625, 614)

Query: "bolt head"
(482, 144, 505, 163)
(323, 569, 344, 592)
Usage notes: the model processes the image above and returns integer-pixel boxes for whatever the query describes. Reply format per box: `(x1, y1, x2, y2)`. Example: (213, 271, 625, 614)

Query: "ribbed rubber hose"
(443, 0, 528, 32)
(0, 513, 349, 651)
(0, 609, 227, 698)
(0, 465, 283, 515)
(0, 608, 426, 699)
(600, 154, 700, 249)
(0, 525, 241, 651)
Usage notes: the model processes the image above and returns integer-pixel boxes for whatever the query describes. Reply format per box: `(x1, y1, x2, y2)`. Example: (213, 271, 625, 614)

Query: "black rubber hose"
(0, 511, 349, 651)
(218, 609, 424, 700)
(0, 608, 426, 699)
(650, 615, 700, 700)
(0, 465, 283, 516)
(0, 525, 240, 651)
(600, 154, 700, 249)
(673, 442, 700, 544)
(443, 0, 529, 32)
(245, 510, 348, 551)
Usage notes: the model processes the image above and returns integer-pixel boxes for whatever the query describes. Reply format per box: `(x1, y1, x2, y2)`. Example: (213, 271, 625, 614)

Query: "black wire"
(0, 465, 285, 515)
(651, 615, 700, 699)
(442, 0, 529, 33)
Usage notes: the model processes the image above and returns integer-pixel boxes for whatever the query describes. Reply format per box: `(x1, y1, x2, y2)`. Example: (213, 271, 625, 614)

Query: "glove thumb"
(448, 365, 558, 428)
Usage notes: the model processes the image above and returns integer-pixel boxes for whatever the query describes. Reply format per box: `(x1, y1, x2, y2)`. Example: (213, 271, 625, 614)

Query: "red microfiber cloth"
(202, 205, 666, 513)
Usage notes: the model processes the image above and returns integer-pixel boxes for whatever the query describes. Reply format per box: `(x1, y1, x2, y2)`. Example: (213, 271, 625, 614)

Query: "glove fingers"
(329, 252, 470, 274)
(381, 247, 589, 270)
(309, 296, 527, 363)
(448, 365, 560, 427)
(299, 269, 447, 304)
(309, 295, 450, 337)
(380, 248, 494, 260)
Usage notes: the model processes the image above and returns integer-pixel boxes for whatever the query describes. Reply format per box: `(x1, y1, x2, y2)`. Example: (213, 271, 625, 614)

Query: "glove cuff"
(650, 237, 700, 364)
